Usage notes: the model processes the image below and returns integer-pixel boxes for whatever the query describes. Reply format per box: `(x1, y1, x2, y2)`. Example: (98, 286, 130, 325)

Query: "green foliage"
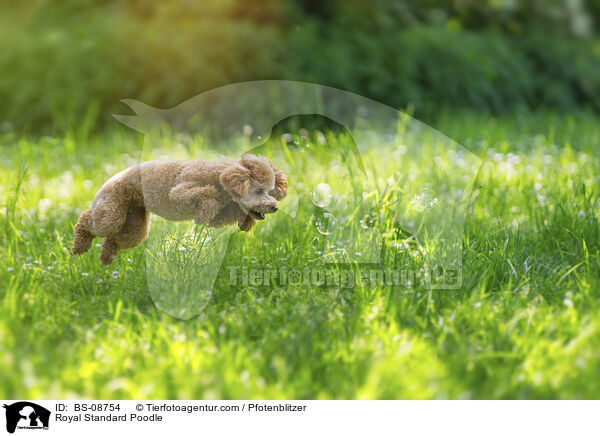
(2, 1, 600, 131)
(289, 21, 600, 115)
(1, 112, 600, 399)
(0, 1, 287, 129)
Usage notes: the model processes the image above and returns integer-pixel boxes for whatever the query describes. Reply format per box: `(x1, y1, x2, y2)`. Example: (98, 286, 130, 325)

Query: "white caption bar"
(1, 400, 598, 435)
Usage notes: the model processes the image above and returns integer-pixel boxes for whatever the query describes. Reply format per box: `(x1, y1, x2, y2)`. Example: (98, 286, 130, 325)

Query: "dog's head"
(219, 154, 288, 220)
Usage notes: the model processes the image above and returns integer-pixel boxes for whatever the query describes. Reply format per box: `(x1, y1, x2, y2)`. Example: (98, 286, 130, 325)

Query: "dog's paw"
(194, 199, 220, 224)
(204, 185, 219, 197)
(238, 215, 256, 232)
(99, 252, 116, 265)
(99, 237, 118, 265)
(71, 245, 87, 256)
(71, 239, 90, 256)
(193, 185, 219, 207)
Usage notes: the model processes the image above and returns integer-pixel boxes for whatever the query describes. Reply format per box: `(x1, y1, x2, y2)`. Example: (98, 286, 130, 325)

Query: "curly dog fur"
(71, 155, 287, 265)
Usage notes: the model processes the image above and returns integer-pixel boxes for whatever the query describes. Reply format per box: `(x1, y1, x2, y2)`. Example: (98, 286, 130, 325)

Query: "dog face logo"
(3, 402, 50, 434)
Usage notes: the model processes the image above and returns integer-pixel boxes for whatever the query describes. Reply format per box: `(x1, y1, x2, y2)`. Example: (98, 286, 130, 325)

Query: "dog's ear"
(240, 155, 272, 182)
(269, 162, 288, 200)
(219, 165, 250, 199)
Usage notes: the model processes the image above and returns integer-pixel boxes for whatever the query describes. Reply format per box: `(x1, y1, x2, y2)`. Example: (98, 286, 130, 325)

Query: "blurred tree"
(1, 0, 599, 131)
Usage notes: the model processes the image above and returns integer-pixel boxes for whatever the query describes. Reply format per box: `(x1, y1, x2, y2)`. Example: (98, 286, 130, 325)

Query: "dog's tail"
(71, 209, 94, 255)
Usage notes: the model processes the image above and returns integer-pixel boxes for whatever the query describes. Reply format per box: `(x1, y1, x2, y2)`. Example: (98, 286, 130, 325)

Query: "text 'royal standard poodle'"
(71, 154, 287, 265)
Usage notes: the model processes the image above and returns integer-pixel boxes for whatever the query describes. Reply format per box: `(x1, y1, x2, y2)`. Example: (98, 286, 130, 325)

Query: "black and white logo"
(3, 402, 50, 434)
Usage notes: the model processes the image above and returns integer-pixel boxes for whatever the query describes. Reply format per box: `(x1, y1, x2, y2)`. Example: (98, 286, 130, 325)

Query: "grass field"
(1, 111, 599, 399)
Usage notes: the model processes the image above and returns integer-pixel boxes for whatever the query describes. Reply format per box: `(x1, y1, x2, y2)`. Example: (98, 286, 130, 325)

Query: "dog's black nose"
(271, 205, 278, 212)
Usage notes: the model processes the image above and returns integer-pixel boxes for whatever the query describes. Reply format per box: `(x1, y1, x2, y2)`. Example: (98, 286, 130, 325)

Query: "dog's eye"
(255, 188, 263, 194)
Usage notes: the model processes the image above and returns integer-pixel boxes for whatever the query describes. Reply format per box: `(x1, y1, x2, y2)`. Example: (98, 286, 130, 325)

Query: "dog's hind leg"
(99, 207, 151, 265)
(89, 196, 131, 237)
(99, 236, 118, 265)
(71, 209, 95, 255)
(113, 207, 151, 250)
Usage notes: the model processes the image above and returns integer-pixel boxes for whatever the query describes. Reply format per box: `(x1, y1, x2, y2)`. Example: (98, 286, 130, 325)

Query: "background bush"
(2, 0, 600, 131)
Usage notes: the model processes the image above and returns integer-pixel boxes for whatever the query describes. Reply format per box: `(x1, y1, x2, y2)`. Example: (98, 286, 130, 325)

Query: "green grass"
(1, 111, 599, 399)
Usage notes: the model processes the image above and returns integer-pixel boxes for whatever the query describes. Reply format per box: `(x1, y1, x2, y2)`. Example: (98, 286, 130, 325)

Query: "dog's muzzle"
(250, 211, 266, 220)
(249, 205, 277, 220)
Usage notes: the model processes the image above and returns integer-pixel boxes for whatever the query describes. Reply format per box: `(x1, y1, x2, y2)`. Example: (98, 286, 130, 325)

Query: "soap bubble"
(410, 189, 438, 212)
(311, 183, 332, 208)
(314, 212, 337, 235)
(360, 213, 376, 229)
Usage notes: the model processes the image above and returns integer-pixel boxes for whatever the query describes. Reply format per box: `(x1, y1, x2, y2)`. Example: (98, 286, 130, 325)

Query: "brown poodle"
(71, 154, 287, 265)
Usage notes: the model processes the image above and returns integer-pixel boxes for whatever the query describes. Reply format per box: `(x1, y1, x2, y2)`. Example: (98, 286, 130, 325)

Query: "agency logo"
(3, 402, 50, 434)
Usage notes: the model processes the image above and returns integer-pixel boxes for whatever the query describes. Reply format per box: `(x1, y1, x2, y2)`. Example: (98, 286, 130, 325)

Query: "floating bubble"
(299, 137, 311, 150)
(410, 189, 438, 212)
(360, 213, 376, 229)
(314, 212, 337, 235)
(311, 183, 332, 208)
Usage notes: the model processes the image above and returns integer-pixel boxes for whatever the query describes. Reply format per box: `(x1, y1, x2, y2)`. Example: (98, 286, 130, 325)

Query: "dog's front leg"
(238, 214, 256, 232)
(194, 201, 221, 225)
(169, 183, 220, 224)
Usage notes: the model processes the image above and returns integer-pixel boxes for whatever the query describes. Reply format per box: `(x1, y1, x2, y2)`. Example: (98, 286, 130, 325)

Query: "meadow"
(1, 111, 599, 399)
